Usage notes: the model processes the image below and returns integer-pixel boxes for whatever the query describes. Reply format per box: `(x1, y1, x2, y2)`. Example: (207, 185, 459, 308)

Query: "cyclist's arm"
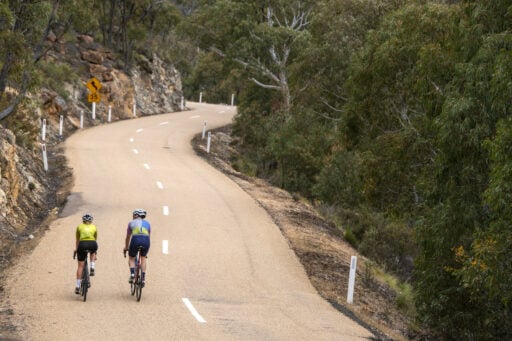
(75, 226, 80, 250)
(124, 225, 132, 250)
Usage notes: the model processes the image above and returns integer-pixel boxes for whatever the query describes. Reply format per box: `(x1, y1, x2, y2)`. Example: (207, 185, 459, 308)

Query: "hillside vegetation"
(2, 1, 512, 339)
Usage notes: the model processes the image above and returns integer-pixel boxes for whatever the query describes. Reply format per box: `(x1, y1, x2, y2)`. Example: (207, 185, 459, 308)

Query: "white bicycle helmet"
(82, 214, 93, 223)
(133, 209, 146, 219)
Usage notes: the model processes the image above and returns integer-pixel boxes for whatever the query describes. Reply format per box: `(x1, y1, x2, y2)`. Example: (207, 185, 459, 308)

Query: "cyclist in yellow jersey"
(74, 214, 98, 294)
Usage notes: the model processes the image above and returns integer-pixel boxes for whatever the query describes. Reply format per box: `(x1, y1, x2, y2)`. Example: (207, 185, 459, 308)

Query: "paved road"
(6, 102, 373, 340)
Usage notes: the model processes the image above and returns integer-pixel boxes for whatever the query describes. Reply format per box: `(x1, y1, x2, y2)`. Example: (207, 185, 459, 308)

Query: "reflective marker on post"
(41, 119, 46, 141)
(59, 115, 63, 137)
(42, 143, 48, 171)
(206, 131, 211, 153)
(347, 256, 357, 304)
(202, 121, 207, 139)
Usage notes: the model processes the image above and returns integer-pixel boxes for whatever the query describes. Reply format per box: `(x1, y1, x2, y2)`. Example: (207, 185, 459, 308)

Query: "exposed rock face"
(0, 33, 183, 270)
(133, 54, 183, 115)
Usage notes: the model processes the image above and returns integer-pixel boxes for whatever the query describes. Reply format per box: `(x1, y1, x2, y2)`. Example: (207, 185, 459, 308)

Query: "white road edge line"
(182, 298, 206, 323)
(162, 240, 168, 254)
(189, 115, 200, 119)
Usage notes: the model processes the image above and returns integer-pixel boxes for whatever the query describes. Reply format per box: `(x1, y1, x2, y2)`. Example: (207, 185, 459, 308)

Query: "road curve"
(5, 102, 374, 340)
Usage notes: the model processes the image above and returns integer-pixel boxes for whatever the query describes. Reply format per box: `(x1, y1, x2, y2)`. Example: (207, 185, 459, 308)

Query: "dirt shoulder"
(192, 126, 418, 341)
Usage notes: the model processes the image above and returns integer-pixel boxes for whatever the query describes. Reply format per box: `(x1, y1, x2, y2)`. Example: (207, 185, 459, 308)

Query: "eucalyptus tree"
(0, 0, 94, 120)
(184, 0, 314, 115)
(414, 1, 512, 337)
(97, 0, 182, 69)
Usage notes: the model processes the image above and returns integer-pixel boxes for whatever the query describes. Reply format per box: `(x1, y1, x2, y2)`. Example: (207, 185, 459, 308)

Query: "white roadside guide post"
(180, 96, 184, 110)
(41, 119, 46, 141)
(133, 100, 136, 117)
(80, 110, 84, 128)
(92, 102, 96, 119)
(108, 105, 112, 123)
(202, 121, 207, 139)
(206, 131, 211, 153)
(41, 143, 48, 171)
(199, 92, 203, 103)
(231, 93, 235, 106)
(59, 115, 64, 137)
(347, 256, 358, 304)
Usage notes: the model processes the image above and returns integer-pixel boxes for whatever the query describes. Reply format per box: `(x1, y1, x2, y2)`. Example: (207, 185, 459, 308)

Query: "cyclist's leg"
(139, 239, 150, 283)
(76, 242, 87, 293)
(127, 240, 138, 281)
(88, 241, 98, 274)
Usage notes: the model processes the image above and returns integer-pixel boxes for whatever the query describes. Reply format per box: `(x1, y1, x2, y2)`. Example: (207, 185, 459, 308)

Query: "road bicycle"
(124, 246, 144, 301)
(73, 250, 92, 302)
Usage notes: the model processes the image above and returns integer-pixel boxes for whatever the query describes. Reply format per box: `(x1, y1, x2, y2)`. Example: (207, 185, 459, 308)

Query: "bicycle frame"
(125, 246, 144, 301)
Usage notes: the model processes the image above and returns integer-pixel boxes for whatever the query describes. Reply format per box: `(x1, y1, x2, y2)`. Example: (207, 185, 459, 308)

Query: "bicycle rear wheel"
(135, 267, 142, 301)
(81, 264, 89, 302)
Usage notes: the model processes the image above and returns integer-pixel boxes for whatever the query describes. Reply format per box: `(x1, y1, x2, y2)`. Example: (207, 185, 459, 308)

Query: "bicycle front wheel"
(136, 278, 142, 301)
(81, 267, 89, 302)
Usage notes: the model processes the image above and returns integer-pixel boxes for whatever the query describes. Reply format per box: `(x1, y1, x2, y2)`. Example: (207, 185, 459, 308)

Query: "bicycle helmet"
(82, 214, 93, 223)
(133, 209, 146, 219)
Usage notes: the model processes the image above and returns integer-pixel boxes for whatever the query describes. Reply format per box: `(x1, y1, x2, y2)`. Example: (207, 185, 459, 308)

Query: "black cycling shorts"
(128, 235, 150, 257)
(77, 240, 98, 261)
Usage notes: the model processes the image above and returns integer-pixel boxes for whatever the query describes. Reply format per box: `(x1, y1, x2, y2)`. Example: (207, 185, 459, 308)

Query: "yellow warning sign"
(88, 92, 101, 103)
(86, 77, 102, 93)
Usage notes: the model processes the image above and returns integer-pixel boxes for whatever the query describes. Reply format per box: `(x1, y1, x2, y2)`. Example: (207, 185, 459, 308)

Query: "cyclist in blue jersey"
(124, 209, 151, 285)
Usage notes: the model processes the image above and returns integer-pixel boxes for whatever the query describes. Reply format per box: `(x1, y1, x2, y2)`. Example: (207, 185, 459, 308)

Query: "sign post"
(347, 256, 358, 304)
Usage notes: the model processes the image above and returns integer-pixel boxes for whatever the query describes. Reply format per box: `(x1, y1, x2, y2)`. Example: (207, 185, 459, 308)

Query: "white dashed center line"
(143, 163, 150, 170)
(136, 128, 144, 133)
(156, 181, 163, 189)
(162, 240, 169, 254)
(163, 206, 169, 216)
(182, 298, 206, 323)
(133, 149, 139, 154)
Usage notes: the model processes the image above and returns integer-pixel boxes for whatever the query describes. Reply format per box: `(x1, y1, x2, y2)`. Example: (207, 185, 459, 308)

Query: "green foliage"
(414, 3, 512, 338)
(36, 61, 79, 98)
(343, 228, 357, 247)
(359, 221, 416, 279)
(313, 149, 363, 207)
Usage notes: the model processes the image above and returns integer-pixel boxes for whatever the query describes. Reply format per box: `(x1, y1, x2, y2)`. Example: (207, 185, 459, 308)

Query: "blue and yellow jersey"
(127, 219, 151, 237)
(76, 223, 97, 241)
